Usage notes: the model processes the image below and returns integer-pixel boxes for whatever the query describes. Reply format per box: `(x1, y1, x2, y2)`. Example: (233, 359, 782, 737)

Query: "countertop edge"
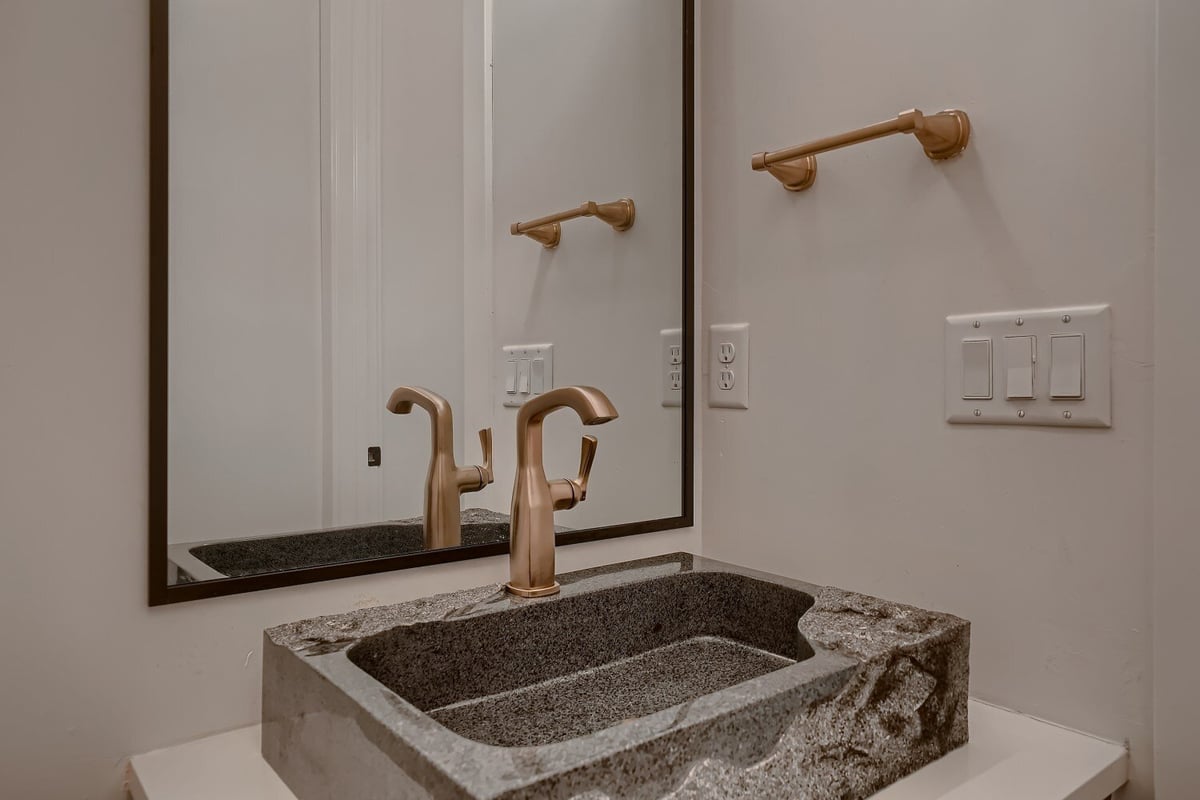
(128, 699, 1128, 800)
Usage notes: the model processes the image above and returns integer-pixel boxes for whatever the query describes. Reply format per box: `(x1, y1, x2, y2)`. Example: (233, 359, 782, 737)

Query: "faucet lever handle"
(574, 435, 598, 502)
(476, 427, 494, 485)
(460, 427, 494, 493)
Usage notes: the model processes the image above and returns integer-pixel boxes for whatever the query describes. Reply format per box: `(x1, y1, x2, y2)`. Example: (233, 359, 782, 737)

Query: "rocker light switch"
(531, 358, 545, 394)
(1004, 335, 1035, 400)
(961, 339, 992, 399)
(517, 359, 531, 394)
(1050, 334, 1084, 399)
(504, 360, 517, 394)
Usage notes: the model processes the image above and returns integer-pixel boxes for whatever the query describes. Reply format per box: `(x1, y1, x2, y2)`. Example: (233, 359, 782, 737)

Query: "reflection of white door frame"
(462, 0, 496, 442)
(320, 0, 384, 527)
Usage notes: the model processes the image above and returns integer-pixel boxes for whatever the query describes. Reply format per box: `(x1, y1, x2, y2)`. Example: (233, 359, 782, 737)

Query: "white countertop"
(127, 699, 1127, 800)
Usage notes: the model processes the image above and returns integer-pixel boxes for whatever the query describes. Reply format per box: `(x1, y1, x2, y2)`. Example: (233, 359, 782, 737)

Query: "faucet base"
(505, 581, 561, 598)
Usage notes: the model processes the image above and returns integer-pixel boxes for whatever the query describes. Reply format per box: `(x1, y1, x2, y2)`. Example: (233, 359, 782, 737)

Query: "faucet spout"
(517, 385, 618, 428)
(387, 386, 454, 445)
(386, 387, 493, 549)
(508, 386, 618, 597)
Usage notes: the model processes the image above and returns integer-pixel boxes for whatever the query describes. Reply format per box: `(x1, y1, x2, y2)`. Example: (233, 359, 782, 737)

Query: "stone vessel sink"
(262, 554, 969, 799)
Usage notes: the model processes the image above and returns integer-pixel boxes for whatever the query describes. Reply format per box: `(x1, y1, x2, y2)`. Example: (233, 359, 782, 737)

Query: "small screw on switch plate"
(367, 446, 382, 467)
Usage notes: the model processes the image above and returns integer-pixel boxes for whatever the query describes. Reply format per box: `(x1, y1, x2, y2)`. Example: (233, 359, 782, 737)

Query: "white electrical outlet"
(709, 323, 749, 409)
(661, 328, 683, 407)
(501, 343, 554, 408)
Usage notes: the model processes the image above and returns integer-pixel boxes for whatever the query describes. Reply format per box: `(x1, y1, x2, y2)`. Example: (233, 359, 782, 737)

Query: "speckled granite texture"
(428, 637, 794, 748)
(262, 553, 969, 799)
(184, 509, 523, 578)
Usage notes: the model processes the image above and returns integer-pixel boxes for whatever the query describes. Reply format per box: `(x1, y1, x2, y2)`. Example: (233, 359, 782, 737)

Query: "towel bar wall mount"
(510, 198, 636, 249)
(752, 108, 970, 192)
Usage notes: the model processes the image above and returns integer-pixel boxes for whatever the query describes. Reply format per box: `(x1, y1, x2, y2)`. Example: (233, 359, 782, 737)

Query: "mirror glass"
(157, 0, 691, 596)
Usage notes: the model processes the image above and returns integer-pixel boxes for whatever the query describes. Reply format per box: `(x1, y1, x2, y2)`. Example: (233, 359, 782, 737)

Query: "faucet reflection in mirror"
(386, 387, 493, 550)
(508, 386, 619, 597)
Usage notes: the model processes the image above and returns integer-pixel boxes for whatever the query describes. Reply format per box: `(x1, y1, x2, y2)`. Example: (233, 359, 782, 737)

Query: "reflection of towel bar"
(751, 108, 971, 192)
(510, 198, 636, 249)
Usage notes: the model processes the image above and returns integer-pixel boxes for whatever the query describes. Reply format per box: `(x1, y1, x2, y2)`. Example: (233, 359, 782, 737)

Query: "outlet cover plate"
(661, 328, 683, 407)
(709, 323, 749, 409)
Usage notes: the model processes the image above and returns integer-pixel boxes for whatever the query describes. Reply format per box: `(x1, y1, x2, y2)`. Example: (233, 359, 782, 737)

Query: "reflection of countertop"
(395, 508, 569, 533)
(167, 509, 552, 583)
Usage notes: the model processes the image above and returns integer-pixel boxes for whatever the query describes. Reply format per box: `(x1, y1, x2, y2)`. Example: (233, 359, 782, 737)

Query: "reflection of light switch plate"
(661, 328, 683, 407)
(945, 305, 1110, 427)
(501, 344, 553, 408)
(709, 323, 749, 409)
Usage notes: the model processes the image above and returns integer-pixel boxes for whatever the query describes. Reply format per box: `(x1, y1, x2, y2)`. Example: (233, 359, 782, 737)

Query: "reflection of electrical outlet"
(709, 323, 749, 409)
(661, 329, 683, 407)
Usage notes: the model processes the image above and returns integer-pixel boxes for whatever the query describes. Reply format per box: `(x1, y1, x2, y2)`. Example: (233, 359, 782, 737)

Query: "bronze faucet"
(507, 386, 618, 597)
(386, 387, 493, 550)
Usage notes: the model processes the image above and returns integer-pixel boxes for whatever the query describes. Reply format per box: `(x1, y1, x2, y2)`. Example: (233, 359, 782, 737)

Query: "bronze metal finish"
(510, 198, 636, 249)
(752, 108, 971, 192)
(506, 386, 618, 597)
(386, 387, 493, 550)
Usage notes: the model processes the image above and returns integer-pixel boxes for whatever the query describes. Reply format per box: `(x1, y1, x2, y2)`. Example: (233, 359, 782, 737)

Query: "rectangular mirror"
(149, 0, 694, 604)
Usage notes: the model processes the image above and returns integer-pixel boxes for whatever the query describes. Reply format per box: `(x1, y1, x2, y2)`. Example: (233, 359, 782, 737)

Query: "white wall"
(1153, 0, 1200, 796)
(700, 2, 1154, 797)
(488, 0, 686, 528)
(0, 3, 700, 798)
(167, 1, 325, 543)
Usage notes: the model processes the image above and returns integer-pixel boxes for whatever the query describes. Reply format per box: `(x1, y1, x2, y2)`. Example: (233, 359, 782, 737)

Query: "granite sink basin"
(347, 571, 818, 748)
(262, 553, 969, 800)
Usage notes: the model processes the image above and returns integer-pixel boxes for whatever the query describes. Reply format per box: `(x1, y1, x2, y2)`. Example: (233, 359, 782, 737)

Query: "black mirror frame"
(147, 0, 695, 605)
